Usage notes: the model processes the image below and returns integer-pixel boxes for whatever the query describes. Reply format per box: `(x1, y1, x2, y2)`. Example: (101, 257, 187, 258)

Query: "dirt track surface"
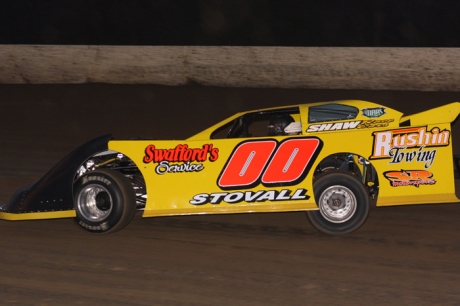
(1, 84, 460, 305)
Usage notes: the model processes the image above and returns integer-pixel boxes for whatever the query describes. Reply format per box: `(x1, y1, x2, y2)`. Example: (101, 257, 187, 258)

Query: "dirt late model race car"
(1, 100, 460, 235)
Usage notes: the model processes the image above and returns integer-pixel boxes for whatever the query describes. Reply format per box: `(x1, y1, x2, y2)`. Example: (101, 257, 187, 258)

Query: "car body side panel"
(109, 136, 323, 217)
(0, 209, 76, 221)
(381, 103, 460, 205)
(371, 122, 459, 206)
(302, 101, 460, 207)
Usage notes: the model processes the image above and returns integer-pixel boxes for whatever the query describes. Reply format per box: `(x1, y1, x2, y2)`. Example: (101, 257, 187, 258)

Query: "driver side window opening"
(211, 108, 301, 139)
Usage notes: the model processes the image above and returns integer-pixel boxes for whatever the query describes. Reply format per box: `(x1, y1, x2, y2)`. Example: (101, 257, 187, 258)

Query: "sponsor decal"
(78, 220, 110, 231)
(217, 138, 322, 190)
(307, 119, 394, 132)
(143, 144, 219, 174)
(190, 188, 309, 205)
(362, 107, 386, 118)
(356, 119, 394, 129)
(383, 170, 436, 187)
(82, 175, 112, 186)
(307, 121, 361, 132)
(370, 127, 450, 168)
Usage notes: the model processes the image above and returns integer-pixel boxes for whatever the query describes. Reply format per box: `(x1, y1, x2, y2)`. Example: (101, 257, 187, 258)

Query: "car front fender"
(0, 134, 112, 215)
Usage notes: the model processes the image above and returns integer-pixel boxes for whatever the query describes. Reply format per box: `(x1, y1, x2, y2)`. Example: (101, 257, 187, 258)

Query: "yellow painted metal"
(400, 102, 460, 126)
(378, 193, 459, 206)
(141, 202, 319, 218)
(109, 136, 319, 217)
(370, 121, 454, 199)
(107, 100, 460, 218)
(0, 210, 76, 221)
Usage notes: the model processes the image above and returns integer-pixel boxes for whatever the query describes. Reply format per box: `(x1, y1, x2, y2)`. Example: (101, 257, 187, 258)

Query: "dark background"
(1, 0, 460, 47)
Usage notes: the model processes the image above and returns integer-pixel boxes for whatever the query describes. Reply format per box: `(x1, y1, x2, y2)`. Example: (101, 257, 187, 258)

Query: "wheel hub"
(318, 185, 357, 223)
(76, 184, 113, 222)
(95, 192, 111, 211)
(331, 197, 344, 209)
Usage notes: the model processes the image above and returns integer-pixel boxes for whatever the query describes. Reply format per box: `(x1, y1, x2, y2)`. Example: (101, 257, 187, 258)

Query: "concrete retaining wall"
(0, 45, 459, 90)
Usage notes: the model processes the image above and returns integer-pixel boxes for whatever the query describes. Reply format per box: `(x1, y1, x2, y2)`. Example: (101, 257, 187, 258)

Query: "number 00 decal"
(218, 138, 322, 190)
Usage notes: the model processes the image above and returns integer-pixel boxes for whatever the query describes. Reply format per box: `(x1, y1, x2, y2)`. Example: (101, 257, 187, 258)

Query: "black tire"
(306, 170, 370, 234)
(73, 169, 136, 234)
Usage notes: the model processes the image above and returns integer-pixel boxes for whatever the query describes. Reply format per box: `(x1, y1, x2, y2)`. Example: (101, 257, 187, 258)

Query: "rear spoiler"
(400, 102, 460, 126)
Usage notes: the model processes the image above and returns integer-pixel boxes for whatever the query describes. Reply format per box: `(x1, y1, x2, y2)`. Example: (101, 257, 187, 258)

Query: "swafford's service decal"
(143, 144, 219, 174)
(370, 126, 450, 168)
(189, 137, 322, 205)
(383, 170, 436, 187)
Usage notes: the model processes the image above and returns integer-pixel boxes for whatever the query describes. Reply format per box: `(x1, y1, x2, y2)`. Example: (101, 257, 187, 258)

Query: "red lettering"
(218, 140, 277, 188)
(143, 145, 156, 163)
(210, 147, 219, 162)
(144, 143, 220, 164)
(155, 149, 168, 162)
(218, 138, 322, 190)
(262, 139, 321, 185)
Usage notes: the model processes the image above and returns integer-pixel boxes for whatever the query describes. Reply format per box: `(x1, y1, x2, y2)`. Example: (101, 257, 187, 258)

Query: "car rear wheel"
(73, 169, 136, 234)
(306, 170, 370, 234)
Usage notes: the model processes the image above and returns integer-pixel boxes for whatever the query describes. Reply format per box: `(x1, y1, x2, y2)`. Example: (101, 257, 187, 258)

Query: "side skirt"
(0, 210, 76, 221)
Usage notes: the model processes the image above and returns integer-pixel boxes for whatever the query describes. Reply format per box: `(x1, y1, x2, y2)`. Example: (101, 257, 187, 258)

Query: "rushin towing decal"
(370, 127, 450, 168)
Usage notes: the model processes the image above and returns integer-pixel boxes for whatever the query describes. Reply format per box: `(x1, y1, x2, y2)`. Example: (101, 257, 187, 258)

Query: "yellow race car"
(1, 100, 459, 234)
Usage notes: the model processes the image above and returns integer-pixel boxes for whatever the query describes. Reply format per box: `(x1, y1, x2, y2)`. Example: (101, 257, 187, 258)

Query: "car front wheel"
(73, 169, 136, 234)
